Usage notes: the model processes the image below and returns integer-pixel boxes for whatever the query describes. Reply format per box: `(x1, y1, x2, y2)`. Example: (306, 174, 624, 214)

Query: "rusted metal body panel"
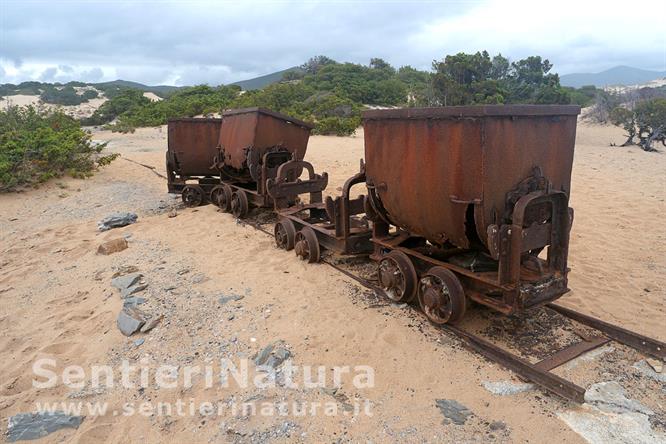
(217, 108, 314, 183)
(364, 105, 580, 314)
(362, 105, 579, 249)
(166, 118, 222, 192)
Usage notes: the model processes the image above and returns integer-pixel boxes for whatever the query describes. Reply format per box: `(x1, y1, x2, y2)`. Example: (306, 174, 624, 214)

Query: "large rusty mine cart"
(166, 118, 223, 204)
(363, 105, 580, 324)
(212, 108, 315, 218)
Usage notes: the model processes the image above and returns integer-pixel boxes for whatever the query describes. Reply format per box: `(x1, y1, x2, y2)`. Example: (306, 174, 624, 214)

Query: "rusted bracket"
(266, 160, 328, 210)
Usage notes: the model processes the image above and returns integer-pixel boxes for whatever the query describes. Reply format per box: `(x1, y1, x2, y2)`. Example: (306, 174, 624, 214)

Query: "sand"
(0, 121, 664, 442)
(1, 94, 106, 119)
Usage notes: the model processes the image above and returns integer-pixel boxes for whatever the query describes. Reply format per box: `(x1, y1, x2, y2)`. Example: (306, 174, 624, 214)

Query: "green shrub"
(0, 106, 113, 191)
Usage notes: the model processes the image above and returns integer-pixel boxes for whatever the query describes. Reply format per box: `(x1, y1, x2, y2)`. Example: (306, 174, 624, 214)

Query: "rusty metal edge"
(167, 117, 223, 123)
(534, 336, 611, 371)
(222, 107, 315, 129)
(362, 105, 581, 120)
(547, 304, 666, 359)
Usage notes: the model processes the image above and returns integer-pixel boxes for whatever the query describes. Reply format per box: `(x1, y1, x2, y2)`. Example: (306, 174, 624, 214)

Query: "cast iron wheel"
(230, 190, 249, 218)
(274, 219, 296, 250)
(417, 266, 466, 324)
(218, 184, 233, 212)
(182, 185, 204, 207)
(294, 227, 320, 263)
(378, 250, 418, 303)
(209, 185, 225, 207)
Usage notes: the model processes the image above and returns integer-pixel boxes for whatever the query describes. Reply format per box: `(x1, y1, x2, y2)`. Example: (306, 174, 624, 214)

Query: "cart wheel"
(274, 219, 296, 250)
(378, 250, 417, 303)
(230, 190, 249, 218)
(218, 184, 233, 212)
(294, 227, 320, 263)
(209, 185, 225, 207)
(418, 266, 466, 324)
(182, 185, 204, 207)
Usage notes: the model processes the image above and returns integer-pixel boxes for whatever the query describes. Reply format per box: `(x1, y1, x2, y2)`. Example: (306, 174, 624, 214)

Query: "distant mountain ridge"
(560, 66, 666, 88)
(231, 67, 302, 90)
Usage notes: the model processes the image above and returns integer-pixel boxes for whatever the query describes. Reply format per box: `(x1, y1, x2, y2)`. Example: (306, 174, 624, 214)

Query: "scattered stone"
(121, 283, 148, 298)
(123, 297, 146, 308)
(111, 273, 143, 291)
(218, 294, 244, 305)
(98, 212, 138, 231)
(228, 314, 235, 321)
(67, 387, 105, 399)
(645, 358, 663, 373)
(435, 399, 473, 425)
(584, 381, 653, 415)
(177, 268, 190, 275)
(168, 208, 177, 218)
(254, 343, 292, 369)
(116, 306, 146, 336)
(192, 273, 208, 284)
(134, 338, 145, 347)
(559, 408, 663, 444)
(489, 421, 506, 431)
(482, 380, 535, 396)
(111, 265, 140, 278)
(140, 315, 163, 333)
(7, 412, 84, 442)
(97, 238, 128, 255)
(633, 360, 666, 383)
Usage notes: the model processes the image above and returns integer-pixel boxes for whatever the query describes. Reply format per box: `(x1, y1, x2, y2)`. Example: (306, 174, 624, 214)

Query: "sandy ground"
(0, 122, 665, 443)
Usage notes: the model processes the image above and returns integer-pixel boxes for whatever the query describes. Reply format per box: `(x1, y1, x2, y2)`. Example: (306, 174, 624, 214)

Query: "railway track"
(243, 218, 665, 404)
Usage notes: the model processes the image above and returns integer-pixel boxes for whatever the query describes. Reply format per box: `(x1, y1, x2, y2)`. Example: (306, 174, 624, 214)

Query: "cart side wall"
(363, 110, 578, 249)
(219, 112, 311, 171)
(167, 119, 222, 177)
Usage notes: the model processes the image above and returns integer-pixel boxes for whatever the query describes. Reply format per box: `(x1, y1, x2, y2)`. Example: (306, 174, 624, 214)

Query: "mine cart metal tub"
(216, 107, 314, 184)
(210, 108, 315, 218)
(363, 105, 580, 322)
(166, 117, 223, 198)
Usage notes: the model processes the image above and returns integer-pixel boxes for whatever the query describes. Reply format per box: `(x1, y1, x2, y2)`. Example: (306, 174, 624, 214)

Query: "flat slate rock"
(7, 412, 83, 442)
(584, 381, 653, 415)
(435, 399, 473, 425)
(120, 283, 148, 299)
(111, 273, 142, 291)
(116, 307, 146, 336)
(218, 294, 244, 305)
(98, 212, 138, 231)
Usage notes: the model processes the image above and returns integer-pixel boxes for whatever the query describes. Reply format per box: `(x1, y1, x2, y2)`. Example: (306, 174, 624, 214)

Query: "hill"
(560, 66, 666, 88)
(231, 67, 302, 90)
(92, 80, 181, 96)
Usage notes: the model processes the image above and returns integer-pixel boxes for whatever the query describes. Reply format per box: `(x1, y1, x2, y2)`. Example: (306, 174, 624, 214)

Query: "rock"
(7, 412, 84, 442)
(111, 265, 139, 278)
(134, 338, 145, 347)
(254, 343, 291, 369)
(121, 283, 148, 298)
(123, 297, 146, 308)
(435, 399, 473, 425)
(140, 315, 163, 333)
(218, 294, 244, 305)
(482, 380, 535, 396)
(584, 381, 653, 415)
(111, 273, 143, 291)
(192, 273, 208, 284)
(98, 212, 138, 231)
(228, 314, 235, 321)
(645, 358, 663, 373)
(559, 409, 663, 444)
(97, 238, 128, 255)
(168, 208, 177, 218)
(116, 307, 146, 336)
(489, 421, 506, 431)
(633, 360, 666, 383)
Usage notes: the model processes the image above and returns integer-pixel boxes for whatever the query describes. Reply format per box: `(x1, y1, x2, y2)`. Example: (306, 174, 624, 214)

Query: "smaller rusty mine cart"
(363, 105, 580, 324)
(166, 117, 223, 205)
(211, 108, 314, 218)
(267, 160, 373, 262)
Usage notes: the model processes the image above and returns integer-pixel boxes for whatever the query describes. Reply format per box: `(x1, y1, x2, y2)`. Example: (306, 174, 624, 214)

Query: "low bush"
(0, 106, 113, 191)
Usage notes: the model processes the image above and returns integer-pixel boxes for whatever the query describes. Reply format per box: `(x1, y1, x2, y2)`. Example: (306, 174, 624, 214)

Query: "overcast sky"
(1, 0, 664, 86)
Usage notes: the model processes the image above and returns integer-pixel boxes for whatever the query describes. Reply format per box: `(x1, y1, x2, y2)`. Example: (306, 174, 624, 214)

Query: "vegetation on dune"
(77, 52, 591, 136)
(0, 106, 115, 191)
(40, 85, 99, 105)
(609, 98, 666, 151)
